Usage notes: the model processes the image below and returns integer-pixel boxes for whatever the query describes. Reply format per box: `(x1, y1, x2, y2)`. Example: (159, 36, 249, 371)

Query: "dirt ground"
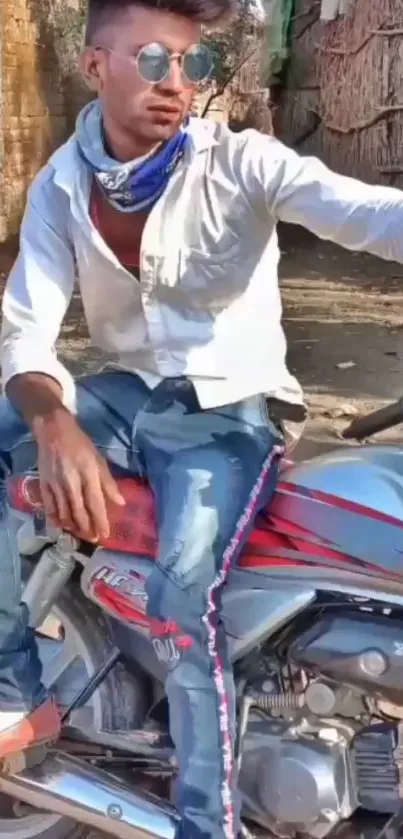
(1, 227, 403, 838)
(2, 224, 403, 461)
(279, 226, 403, 457)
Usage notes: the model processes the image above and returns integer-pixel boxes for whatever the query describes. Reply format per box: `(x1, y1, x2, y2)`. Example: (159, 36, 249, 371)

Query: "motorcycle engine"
(239, 612, 403, 839)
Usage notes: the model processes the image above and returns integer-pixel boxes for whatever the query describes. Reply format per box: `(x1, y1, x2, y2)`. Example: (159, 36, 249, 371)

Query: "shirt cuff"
(1, 348, 76, 411)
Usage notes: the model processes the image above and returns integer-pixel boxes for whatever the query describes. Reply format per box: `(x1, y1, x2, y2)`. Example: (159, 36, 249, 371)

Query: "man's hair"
(85, 0, 232, 45)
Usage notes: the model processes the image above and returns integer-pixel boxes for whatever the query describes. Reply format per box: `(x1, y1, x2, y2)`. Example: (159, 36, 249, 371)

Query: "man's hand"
(34, 411, 125, 542)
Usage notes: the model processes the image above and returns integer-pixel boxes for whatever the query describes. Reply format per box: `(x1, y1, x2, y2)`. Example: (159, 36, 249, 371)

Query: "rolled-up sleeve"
(1, 167, 76, 401)
(240, 131, 403, 264)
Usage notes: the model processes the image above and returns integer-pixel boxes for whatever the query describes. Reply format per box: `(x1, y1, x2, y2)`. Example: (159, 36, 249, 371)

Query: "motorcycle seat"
(7, 473, 159, 557)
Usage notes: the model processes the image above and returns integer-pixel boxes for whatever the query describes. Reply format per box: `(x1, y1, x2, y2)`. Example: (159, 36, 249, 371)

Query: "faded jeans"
(0, 371, 284, 839)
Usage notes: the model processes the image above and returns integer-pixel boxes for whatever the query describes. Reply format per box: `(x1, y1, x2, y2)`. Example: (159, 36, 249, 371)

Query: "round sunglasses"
(96, 42, 213, 85)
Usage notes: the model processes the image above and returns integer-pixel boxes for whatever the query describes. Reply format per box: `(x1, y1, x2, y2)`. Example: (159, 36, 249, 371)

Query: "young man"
(1, 1, 403, 837)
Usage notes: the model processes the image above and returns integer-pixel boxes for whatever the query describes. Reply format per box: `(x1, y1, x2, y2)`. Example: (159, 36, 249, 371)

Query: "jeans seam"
(0, 433, 34, 456)
(131, 394, 155, 479)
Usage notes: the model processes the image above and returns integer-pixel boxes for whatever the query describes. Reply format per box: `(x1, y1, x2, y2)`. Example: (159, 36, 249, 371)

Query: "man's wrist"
(6, 373, 71, 435)
(31, 406, 72, 441)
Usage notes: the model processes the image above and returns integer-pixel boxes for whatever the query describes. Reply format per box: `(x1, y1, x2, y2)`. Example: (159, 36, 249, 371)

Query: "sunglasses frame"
(95, 42, 213, 85)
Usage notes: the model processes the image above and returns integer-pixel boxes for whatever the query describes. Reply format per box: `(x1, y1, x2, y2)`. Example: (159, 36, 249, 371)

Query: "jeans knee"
(146, 562, 207, 626)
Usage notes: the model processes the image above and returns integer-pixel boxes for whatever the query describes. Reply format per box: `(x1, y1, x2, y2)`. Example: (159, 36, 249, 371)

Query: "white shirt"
(3, 117, 403, 410)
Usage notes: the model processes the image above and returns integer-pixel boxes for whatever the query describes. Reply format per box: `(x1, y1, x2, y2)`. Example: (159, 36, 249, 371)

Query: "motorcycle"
(1, 398, 403, 839)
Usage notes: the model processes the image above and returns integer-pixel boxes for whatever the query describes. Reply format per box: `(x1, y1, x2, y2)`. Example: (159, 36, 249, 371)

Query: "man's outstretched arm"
(240, 131, 403, 263)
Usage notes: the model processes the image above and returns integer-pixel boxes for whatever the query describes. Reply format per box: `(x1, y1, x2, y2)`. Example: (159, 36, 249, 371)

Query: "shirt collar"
(50, 116, 219, 199)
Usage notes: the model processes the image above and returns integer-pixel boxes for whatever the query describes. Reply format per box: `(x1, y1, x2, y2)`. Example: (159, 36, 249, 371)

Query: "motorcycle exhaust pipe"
(0, 751, 178, 839)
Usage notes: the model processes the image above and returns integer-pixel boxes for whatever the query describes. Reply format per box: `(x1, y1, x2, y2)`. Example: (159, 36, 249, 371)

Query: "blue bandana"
(76, 101, 189, 213)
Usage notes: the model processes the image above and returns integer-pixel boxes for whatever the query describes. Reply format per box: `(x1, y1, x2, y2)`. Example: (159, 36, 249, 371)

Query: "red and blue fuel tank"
(245, 444, 403, 584)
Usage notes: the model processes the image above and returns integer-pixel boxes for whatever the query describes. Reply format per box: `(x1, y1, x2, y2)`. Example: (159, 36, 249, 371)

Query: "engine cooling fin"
(353, 724, 400, 813)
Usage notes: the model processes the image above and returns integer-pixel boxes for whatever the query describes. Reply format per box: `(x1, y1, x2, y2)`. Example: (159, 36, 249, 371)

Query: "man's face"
(82, 6, 201, 147)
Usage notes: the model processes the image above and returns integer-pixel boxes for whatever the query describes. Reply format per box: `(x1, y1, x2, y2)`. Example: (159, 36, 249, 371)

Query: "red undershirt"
(89, 180, 149, 278)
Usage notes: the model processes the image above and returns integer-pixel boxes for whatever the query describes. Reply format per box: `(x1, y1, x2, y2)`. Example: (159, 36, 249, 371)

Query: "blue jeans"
(0, 372, 283, 839)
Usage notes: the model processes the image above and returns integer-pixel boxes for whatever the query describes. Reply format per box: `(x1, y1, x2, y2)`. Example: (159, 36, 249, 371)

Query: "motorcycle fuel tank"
(282, 445, 403, 521)
(242, 444, 403, 586)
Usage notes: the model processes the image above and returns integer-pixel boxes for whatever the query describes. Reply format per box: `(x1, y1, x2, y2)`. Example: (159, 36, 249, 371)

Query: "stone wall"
(0, 0, 87, 242)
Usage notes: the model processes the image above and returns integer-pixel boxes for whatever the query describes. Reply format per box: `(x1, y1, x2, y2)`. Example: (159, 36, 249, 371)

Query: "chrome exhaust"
(0, 751, 178, 839)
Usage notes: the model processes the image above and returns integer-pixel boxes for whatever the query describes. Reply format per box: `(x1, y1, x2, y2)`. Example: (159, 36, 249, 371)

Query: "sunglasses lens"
(137, 42, 170, 83)
(183, 44, 213, 83)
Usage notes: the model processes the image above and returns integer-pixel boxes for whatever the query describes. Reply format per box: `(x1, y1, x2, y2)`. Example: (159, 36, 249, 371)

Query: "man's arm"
(240, 131, 403, 263)
(2, 166, 76, 422)
(2, 168, 123, 539)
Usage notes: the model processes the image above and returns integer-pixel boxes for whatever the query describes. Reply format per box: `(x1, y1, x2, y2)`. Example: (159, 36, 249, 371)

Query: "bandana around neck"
(76, 100, 189, 213)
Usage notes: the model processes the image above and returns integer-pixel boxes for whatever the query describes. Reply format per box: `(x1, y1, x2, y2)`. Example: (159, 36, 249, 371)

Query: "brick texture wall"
(0, 0, 87, 242)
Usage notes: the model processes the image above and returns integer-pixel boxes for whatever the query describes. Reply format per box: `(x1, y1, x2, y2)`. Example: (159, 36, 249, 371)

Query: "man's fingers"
(38, 449, 123, 542)
(42, 475, 96, 540)
(82, 471, 110, 540)
(40, 483, 60, 527)
(99, 462, 125, 507)
(41, 482, 78, 534)
(41, 481, 68, 526)
(63, 477, 92, 539)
